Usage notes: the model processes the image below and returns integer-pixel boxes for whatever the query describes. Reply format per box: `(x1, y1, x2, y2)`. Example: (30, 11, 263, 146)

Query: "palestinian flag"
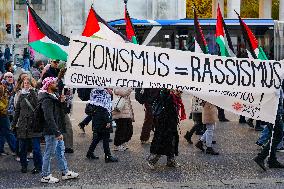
(216, 4, 235, 57)
(28, 5, 69, 61)
(82, 7, 128, 42)
(236, 11, 268, 60)
(125, 4, 138, 44)
(194, 9, 209, 54)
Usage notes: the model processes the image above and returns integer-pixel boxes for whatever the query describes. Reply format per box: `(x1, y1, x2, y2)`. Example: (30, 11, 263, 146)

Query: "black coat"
(150, 90, 179, 156)
(85, 104, 112, 133)
(12, 89, 39, 139)
(38, 92, 66, 137)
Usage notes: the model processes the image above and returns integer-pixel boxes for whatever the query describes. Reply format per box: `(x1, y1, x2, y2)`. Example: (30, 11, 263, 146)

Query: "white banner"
(65, 36, 284, 123)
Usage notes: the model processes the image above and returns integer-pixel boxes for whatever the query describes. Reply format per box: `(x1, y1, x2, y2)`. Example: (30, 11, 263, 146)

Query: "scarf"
(89, 88, 112, 113)
(21, 88, 31, 94)
(170, 91, 186, 121)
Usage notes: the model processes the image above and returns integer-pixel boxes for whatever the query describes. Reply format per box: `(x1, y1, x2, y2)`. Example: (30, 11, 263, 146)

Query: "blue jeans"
(19, 137, 42, 169)
(42, 135, 68, 177)
(0, 116, 16, 153)
(257, 125, 270, 145)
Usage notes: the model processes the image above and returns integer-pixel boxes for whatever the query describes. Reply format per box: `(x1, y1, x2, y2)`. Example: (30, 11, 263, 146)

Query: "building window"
(15, 0, 45, 10)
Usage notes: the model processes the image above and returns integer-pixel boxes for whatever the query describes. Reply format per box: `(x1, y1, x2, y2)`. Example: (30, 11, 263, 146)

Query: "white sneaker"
(15, 157, 20, 162)
(41, 174, 59, 183)
(62, 171, 79, 180)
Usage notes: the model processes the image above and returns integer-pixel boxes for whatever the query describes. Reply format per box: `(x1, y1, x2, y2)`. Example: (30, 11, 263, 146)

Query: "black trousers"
(88, 131, 111, 156)
(257, 116, 283, 162)
(114, 118, 133, 146)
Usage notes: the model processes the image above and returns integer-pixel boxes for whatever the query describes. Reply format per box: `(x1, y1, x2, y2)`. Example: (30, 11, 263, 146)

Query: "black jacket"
(38, 92, 66, 137)
(150, 90, 179, 156)
(85, 104, 112, 133)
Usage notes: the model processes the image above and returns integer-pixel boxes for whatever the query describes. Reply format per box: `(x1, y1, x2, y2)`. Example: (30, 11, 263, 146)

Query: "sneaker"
(62, 171, 79, 180)
(114, 145, 127, 151)
(277, 147, 284, 152)
(16, 157, 20, 162)
(41, 174, 60, 183)
(0, 152, 9, 156)
(147, 160, 156, 170)
(78, 123, 85, 133)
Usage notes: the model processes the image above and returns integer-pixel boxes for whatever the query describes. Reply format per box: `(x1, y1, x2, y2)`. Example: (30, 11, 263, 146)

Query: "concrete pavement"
(1, 93, 284, 189)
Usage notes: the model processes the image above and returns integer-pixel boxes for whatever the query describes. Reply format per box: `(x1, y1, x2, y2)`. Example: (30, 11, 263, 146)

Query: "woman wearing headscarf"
(85, 88, 118, 163)
(147, 89, 186, 169)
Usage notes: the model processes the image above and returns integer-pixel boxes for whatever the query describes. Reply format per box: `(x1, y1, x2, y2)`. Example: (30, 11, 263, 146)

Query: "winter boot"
(184, 131, 193, 144)
(195, 140, 205, 152)
(253, 156, 266, 171)
(206, 147, 219, 155)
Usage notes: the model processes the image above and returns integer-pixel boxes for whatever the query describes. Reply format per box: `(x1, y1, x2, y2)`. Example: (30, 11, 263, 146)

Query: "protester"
(23, 50, 31, 72)
(13, 72, 33, 161)
(39, 77, 78, 183)
(254, 87, 284, 171)
(2, 72, 16, 123)
(57, 67, 74, 153)
(112, 88, 134, 151)
(42, 59, 60, 80)
(184, 96, 205, 144)
(85, 88, 118, 163)
(0, 50, 5, 74)
(0, 81, 16, 156)
(140, 88, 160, 144)
(4, 45, 11, 62)
(147, 89, 185, 169)
(4, 61, 14, 74)
(31, 61, 44, 81)
(11, 77, 42, 174)
(195, 101, 219, 155)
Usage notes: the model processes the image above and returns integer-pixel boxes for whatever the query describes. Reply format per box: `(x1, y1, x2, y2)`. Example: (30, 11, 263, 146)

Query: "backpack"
(135, 88, 148, 104)
(77, 88, 92, 101)
(30, 97, 52, 133)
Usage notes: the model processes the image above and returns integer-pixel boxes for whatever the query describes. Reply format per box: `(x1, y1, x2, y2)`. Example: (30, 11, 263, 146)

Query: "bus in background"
(109, 19, 284, 61)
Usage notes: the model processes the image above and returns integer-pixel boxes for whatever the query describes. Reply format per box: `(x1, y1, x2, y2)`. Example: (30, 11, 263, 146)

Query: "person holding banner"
(147, 89, 182, 169)
(195, 101, 219, 155)
(253, 87, 284, 171)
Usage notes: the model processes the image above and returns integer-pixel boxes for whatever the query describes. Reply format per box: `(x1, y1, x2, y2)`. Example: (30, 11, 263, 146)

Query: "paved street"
(1, 93, 284, 189)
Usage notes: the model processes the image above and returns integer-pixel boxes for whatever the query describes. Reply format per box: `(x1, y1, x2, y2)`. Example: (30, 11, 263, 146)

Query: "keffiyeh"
(90, 88, 112, 113)
(40, 77, 57, 92)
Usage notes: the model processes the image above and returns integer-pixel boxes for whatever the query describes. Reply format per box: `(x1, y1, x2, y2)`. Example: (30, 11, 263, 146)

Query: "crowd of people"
(0, 46, 284, 184)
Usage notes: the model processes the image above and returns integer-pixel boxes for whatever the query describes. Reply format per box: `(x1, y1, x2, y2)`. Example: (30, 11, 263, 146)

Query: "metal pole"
(59, 0, 62, 34)
(11, 0, 15, 62)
